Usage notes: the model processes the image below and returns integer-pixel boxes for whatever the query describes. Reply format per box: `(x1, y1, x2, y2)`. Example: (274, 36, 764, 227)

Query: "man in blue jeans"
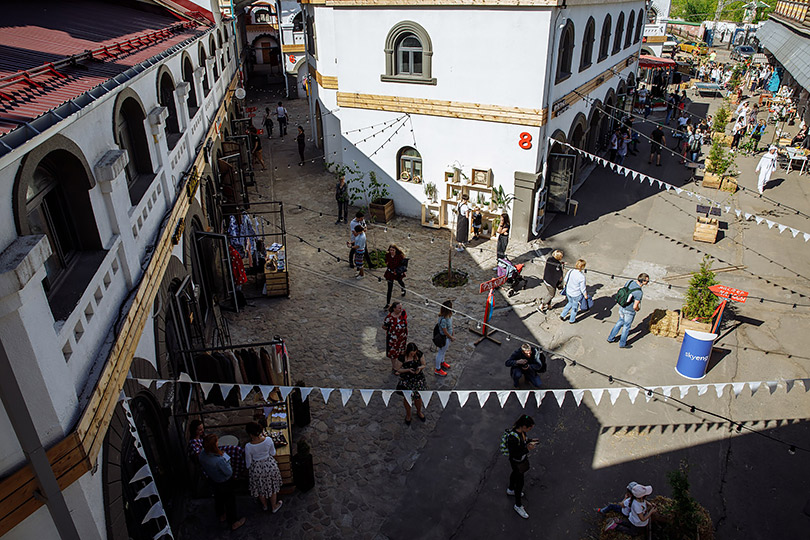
(607, 273, 649, 349)
(505, 343, 545, 388)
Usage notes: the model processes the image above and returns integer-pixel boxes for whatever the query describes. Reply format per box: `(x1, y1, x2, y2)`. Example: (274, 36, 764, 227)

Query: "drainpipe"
(276, 0, 290, 98)
(533, 6, 567, 236)
(0, 339, 81, 540)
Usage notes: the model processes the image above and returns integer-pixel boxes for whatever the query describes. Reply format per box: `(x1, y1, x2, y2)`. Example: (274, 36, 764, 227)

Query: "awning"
(639, 55, 677, 69)
(752, 53, 769, 65)
(757, 19, 810, 91)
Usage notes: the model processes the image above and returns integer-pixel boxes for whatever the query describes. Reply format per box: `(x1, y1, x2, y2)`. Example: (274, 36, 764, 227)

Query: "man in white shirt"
(276, 101, 288, 137)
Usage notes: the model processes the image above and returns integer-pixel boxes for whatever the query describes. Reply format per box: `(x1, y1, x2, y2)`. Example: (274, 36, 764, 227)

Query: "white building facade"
(302, 0, 644, 241)
(0, 3, 245, 538)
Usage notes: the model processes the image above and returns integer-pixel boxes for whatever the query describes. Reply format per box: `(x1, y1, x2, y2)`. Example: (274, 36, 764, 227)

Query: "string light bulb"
(506, 334, 511, 341)
(424, 298, 430, 306)
(789, 446, 796, 455)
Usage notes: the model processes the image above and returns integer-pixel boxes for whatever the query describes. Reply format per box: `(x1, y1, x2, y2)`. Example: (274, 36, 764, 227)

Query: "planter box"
(720, 176, 737, 193)
(678, 313, 712, 340)
(370, 198, 395, 223)
(693, 216, 719, 243)
(702, 171, 722, 189)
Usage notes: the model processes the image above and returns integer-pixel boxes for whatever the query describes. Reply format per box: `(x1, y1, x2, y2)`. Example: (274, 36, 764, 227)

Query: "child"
(352, 225, 366, 280)
(471, 207, 482, 240)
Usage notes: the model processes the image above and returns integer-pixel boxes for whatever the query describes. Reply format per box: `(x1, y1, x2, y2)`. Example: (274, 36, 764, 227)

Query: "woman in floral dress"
(382, 302, 408, 373)
(244, 422, 283, 513)
(395, 343, 426, 424)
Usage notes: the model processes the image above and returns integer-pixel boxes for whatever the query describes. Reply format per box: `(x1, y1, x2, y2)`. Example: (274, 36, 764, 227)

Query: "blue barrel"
(676, 330, 717, 379)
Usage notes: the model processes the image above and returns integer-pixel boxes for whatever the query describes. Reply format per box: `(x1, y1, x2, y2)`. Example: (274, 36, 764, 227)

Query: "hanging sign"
(246, 106, 257, 112)
(709, 285, 748, 303)
(479, 275, 508, 294)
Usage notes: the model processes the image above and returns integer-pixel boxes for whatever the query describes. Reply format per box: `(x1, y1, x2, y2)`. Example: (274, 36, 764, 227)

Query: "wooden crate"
(421, 203, 442, 228)
(702, 171, 722, 189)
(693, 216, 719, 243)
(370, 199, 395, 223)
(264, 271, 289, 296)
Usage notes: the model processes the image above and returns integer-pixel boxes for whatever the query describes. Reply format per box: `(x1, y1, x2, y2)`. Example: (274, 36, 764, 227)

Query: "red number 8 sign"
(518, 132, 532, 149)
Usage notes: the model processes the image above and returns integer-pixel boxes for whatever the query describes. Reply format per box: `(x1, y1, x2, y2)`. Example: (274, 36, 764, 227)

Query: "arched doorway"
(252, 35, 280, 70)
(601, 89, 616, 146)
(182, 55, 198, 118)
(546, 130, 574, 213)
(587, 105, 603, 154)
(568, 113, 588, 173)
(158, 70, 180, 149)
(315, 100, 324, 149)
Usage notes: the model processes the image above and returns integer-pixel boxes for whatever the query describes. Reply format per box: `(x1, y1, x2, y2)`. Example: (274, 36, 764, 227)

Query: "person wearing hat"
(605, 483, 655, 534)
(595, 481, 638, 517)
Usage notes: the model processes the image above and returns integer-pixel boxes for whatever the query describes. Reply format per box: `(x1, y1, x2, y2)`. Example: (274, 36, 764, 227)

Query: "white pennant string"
(137, 378, 151, 389)
(475, 391, 491, 408)
(320, 387, 334, 404)
(456, 390, 471, 408)
(790, 228, 799, 238)
(380, 390, 394, 406)
(130, 464, 152, 484)
(590, 388, 603, 406)
(571, 389, 585, 407)
(697, 384, 709, 396)
(199, 382, 214, 399)
(340, 388, 352, 406)
(437, 391, 452, 408)
(141, 501, 165, 524)
(675, 187, 683, 194)
(219, 384, 234, 400)
(662, 386, 674, 399)
(300, 387, 314, 401)
(755, 216, 764, 224)
(421, 390, 433, 408)
(678, 385, 690, 399)
(279, 386, 294, 401)
(766, 381, 778, 394)
(802, 379, 810, 392)
(135, 481, 159, 500)
(155, 380, 167, 390)
(744, 212, 752, 220)
(240, 385, 253, 401)
(515, 390, 530, 407)
(497, 390, 512, 408)
(804, 233, 810, 242)
(714, 383, 727, 398)
(778, 224, 787, 233)
(359, 389, 374, 406)
(402, 391, 412, 406)
(748, 381, 761, 396)
(724, 206, 731, 213)
(153, 523, 172, 540)
(534, 390, 547, 407)
(765, 219, 775, 229)
(735, 209, 742, 217)
(552, 389, 567, 407)
(626, 388, 640, 404)
(732, 382, 745, 397)
(664, 183, 672, 191)
(177, 372, 193, 383)
(608, 388, 622, 405)
(786, 380, 795, 394)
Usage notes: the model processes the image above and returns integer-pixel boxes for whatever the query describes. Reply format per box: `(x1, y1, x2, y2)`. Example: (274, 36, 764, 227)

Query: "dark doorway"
(546, 153, 576, 213)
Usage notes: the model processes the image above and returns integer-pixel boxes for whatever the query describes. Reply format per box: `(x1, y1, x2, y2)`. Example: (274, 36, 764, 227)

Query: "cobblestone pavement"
(177, 84, 810, 539)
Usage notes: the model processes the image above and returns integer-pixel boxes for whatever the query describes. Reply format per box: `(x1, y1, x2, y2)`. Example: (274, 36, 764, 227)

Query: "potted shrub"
(703, 141, 737, 192)
(424, 181, 438, 203)
(490, 185, 517, 213)
(350, 170, 395, 223)
(680, 256, 719, 335)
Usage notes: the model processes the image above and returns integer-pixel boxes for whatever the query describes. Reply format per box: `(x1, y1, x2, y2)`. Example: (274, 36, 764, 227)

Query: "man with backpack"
(607, 273, 649, 349)
(505, 344, 545, 388)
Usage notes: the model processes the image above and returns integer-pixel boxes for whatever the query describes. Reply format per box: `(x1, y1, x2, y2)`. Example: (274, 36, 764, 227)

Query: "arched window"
(647, 8, 657, 24)
(182, 56, 198, 117)
(397, 147, 422, 182)
(292, 12, 303, 32)
(382, 21, 435, 85)
(199, 44, 210, 96)
(254, 9, 271, 24)
(115, 96, 153, 205)
(613, 13, 625, 54)
(598, 15, 612, 61)
(20, 147, 104, 320)
(158, 71, 180, 149)
(625, 11, 635, 49)
(635, 9, 645, 43)
(209, 36, 219, 80)
(556, 20, 575, 83)
(580, 17, 595, 71)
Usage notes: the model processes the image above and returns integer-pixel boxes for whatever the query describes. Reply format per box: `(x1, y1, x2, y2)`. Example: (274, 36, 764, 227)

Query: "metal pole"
(0, 339, 81, 540)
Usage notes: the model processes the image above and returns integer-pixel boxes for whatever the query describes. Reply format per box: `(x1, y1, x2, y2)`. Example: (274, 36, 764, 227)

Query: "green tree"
(683, 256, 720, 322)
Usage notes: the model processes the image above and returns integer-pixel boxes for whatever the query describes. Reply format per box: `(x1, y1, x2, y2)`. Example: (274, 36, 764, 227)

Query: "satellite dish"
(235, 87, 246, 100)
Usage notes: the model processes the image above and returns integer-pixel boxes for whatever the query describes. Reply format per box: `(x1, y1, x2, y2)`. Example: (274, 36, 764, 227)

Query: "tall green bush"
(683, 256, 720, 321)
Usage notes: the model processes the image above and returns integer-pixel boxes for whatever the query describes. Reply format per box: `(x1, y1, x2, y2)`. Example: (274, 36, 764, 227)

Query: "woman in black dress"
(395, 343, 426, 424)
(455, 194, 471, 252)
(496, 212, 510, 261)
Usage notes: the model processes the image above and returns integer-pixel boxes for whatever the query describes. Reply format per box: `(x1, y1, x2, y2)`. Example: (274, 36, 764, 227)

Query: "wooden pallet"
(693, 216, 719, 243)
(702, 171, 722, 189)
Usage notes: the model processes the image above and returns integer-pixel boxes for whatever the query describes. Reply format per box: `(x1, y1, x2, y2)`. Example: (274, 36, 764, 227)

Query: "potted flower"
(424, 181, 438, 203)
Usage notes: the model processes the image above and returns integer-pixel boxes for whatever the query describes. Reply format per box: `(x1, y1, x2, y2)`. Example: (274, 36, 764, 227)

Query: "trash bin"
(675, 330, 717, 380)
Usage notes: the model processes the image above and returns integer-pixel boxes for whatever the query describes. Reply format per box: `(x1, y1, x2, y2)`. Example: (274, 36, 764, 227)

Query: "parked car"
(731, 45, 756, 61)
(663, 34, 680, 53)
(679, 41, 709, 55)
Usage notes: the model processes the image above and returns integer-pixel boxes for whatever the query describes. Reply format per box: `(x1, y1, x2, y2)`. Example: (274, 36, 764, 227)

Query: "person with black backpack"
(607, 273, 649, 349)
(504, 415, 538, 519)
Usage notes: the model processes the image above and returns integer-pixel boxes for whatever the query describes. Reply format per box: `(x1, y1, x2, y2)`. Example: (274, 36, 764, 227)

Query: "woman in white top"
(560, 259, 589, 324)
(245, 421, 283, 512)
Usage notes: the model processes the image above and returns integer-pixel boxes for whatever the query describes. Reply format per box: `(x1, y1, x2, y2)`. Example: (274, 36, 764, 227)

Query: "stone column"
(512, 171, 542, 243)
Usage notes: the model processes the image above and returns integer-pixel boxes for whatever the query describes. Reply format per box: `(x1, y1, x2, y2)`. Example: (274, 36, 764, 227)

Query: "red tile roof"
(0, 1, 207, 138)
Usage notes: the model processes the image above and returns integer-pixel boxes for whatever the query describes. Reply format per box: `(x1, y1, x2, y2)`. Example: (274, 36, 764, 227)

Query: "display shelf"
(421, 202, 442, 228)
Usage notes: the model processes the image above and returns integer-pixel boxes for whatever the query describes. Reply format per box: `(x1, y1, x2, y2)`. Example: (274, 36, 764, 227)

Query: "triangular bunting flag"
(695, 194, 702, 201)
(515, 390, 530, 407)
(437, 391, 452, 408)
(300, 387, 314, 401)
(456, 390, 471, 408)
(678, 386, 690, 399)
(748, 381, 761, 396)
(153, 523, 172, 540)
(178, 373, 193, 383)
(137, 378, 151, 389)
(766, 381, 778, 394)
(534, 390, 547, 407)
(632, 171, 640, 180)
(714, 383, 727, 398)
(732, 382, 745, 397)
(664, 183, 672, 191)
(135, 481, 159, 500)
(571, 389, 585, 407)
(199, 382, 214, 399)
(359, 389, 374, 406)
(497, 390, 512, 408)
(778, 224, 787, 233)
(608, 388, 622, 405)
(755, 216, 764, 224)
(279, 386, 294, 401)
(724, 206, 731, 213)
(662, 386, 674, 399)
(648, 176, 654, 186)
(686, 191, 694, 198)
(421, 390, 433, 408)
(790, 228, 799, 238)
(239, 385, 252, 400)
(675, 187, 683, 194)
(552, 389, 567, 407)
(155, 380, 167, 390)
(260, 385, 273, 401)
(135, 441, 146, 459)
(804, 233, 810, 242)
(626, 388, 640, 404)
(130, 464, 151, 484)
(802, 379, 810, 392)
(786, 380, 795, 394)
(590, 388, 603, 406)
(735, 209, 742, 217)
(402, 391, 412, 406)
(219, 384, 234, 400)
(656, 179, 663, 188)
(142, 501, 165, 524)
(340, 388, 352, 406)
(697, 384, 709, 396)
(380, 390, 394, 406)
(475, 391, 491, 408)
(744, 212, 752, 220)
(320, 387, 334, 404)
(765, 219, 775, 229)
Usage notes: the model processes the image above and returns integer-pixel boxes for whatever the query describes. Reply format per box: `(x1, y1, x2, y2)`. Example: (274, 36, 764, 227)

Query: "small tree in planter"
(683, 255, 720, 324)
(712, 105, 730, 135)
(704, 141, 737, 191)
(350, 170, 395, 223)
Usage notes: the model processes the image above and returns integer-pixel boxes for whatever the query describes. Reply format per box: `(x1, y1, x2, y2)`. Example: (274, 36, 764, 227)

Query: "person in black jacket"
(538, 250, 564, 312)
(507, 414, 538, 519)
(505, 344, 544, 388)
(335, 174, 349, 224)
(296, 125, 306, 166)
